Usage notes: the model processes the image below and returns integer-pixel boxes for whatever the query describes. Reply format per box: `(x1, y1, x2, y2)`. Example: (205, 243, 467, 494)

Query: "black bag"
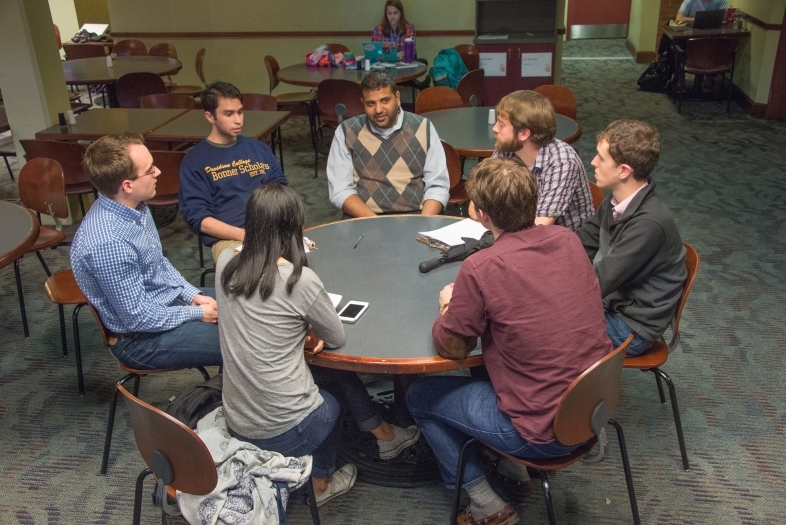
(637, 62, 664, 92)
(638, 39, 675, 93)
(165, 374, 223, 429)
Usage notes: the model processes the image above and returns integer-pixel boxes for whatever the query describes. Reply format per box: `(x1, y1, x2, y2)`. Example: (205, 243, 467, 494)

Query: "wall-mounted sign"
(479, 52, 507, 77)
(520, 52, 552, 77)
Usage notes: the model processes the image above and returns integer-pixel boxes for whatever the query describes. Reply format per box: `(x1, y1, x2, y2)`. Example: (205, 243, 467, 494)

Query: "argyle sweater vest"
(342, 111, 430, 214)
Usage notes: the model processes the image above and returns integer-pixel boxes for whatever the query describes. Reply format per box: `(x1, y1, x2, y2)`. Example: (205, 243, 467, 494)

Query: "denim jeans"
(605, 310, 654, 357)
(109, 287, 222, 370)
(309, 366, 382, 432)
(229, 390, 342, 479)
(406, 376, 579, 490)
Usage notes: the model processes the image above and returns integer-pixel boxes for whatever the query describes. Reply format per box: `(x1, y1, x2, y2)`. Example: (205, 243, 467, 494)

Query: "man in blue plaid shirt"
(71, 133, 221, 370)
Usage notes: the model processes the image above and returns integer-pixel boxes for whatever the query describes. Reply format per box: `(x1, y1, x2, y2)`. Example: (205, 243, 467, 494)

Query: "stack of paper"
(419, 219, 489, 247)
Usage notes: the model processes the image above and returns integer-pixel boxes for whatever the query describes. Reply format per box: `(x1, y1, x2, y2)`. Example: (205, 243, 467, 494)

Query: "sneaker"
(314, 463, 357, 507)
(378, 425, 421, 460)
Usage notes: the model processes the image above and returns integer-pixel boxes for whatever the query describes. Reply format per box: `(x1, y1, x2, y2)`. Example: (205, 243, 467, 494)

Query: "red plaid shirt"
(372, 22, 416, 53)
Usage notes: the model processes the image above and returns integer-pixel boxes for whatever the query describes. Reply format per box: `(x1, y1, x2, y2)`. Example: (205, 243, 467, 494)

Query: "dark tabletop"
(426, 107, 582, 157)
(61, 56, 182, 85)
(303, 215, 483, 374)
(662, 23, 750, 42)
(277, 63, 427, 88)
(35, 108, 190, 141)
(0, 201, 39, 270)
(146, 109, 291, 143)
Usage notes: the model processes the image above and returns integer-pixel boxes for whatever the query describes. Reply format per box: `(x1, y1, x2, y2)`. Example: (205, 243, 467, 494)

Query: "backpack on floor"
(165, 374, 223, 429)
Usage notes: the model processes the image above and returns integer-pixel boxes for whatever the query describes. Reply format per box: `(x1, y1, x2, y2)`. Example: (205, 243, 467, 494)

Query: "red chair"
(415, 87, 464, 114)
(116, 72, 167, 108)
(588, 181, 605, 211)
(456, 69, 485, 107)
(533, 85, 577, 120)
(314, 79, 364, 178)
(112, 39, 147, 56)
(454, 44, 479, 71)
(442, 140, 469, 214)
(242, 93, 284, 167)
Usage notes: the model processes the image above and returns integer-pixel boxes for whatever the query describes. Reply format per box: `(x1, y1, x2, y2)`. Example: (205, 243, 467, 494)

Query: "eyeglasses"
(129, 165, 157, 181)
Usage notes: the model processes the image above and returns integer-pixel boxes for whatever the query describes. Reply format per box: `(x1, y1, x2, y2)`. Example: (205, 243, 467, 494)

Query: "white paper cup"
(488, 108, 496, 125)
(364, 59, 371, 71)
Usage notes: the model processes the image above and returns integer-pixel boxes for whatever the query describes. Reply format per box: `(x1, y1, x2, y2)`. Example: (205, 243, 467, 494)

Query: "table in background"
(0, 106, 9, 134)
(277, 63, 427, 88)
(0, 201, 39, 270)
(62, 56, 182, 107)
(662, 23, 750, 44)
(426, 107, 582, 158)
(304, 215, 482, 487)
(35, 108, 190, 141)
(145, 109, 290, 145)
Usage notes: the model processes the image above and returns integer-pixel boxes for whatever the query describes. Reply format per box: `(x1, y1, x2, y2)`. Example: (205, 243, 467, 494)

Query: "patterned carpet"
(1, 39, 785, 524)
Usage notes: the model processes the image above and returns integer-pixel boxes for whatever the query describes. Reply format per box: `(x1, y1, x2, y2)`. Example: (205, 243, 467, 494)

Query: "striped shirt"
(372, 22, 416, 53)
(70, 194, 203, 334)
(493, 139, 593, 231)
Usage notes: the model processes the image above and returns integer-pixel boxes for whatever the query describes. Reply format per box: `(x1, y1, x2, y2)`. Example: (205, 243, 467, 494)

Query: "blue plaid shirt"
(71, 194, 203, 334)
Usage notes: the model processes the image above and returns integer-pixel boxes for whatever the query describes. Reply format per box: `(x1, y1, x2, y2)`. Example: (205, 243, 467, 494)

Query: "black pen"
(353, 235, 364, 249)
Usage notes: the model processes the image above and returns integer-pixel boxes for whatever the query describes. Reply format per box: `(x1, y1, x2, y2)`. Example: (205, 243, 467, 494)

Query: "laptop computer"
(691, 9, 726, 30)
(362, 42, 399, 63)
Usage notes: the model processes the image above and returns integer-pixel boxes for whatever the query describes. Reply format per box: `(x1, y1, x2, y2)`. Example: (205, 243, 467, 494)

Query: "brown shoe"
(456, 504, 519, 525)
(488, 469, 532, 503)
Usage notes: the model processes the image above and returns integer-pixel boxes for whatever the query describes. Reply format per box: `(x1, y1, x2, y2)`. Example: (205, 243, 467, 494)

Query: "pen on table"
(353, 235, 364, 249)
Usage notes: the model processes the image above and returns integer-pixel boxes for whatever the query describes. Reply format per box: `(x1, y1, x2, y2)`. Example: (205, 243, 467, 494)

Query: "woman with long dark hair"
(371, 0, 416, 57)
(216, 184, 419, 506)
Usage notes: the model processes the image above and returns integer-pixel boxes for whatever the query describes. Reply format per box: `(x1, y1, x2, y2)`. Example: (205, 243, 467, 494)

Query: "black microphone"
(419, 255, 446, 273)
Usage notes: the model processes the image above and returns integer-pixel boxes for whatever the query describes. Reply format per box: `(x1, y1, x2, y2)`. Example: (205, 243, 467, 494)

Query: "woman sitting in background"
(372, 0, 416, 57)
(216, 184, 419, 506)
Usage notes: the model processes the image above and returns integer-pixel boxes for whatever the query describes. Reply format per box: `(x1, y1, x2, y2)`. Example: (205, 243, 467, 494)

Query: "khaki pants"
(211, 240, 243, 263)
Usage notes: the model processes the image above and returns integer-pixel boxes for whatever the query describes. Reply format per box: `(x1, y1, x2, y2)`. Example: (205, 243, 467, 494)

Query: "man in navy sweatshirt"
(179, 81, 288, 261)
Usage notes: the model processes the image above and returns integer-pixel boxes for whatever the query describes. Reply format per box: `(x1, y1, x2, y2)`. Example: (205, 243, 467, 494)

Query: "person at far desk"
(675, 0, 729, 24)
(469, 90, 593, 231)
(327, 70, 449, 218)
(372, 0, 416, 57)
(407, 158, 612, 525)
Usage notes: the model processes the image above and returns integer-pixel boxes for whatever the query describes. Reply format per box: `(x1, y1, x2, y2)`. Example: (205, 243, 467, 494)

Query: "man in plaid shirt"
(471, 90, 592, 231)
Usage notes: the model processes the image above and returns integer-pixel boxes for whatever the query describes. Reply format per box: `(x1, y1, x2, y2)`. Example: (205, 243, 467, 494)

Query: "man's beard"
(495, 134, 524, 153)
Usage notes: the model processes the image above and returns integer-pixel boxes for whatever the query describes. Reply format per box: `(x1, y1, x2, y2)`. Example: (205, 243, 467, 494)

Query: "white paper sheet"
(419, 219, 489, 247)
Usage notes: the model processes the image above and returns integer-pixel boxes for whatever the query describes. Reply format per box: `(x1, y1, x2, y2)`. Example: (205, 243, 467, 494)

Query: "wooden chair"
(442, 140, 469, 214)
(624, 243, 700, 471)
(148, 43, 179, 88)
(241, 93, 285, 167)
(62, 43, 107, 105)
(116, 72, 167, 108)
(112, 39, 148, 56)
(14, 158, 69, 339)
(138, 93, 195, 109)
(314, 79, 364, 178)
(264, 55, 317, 150)
(451, 336, 640, 525)
(456, 69, 485, 107)
(0, 134, 17, 180)
(20, 139, 95, 215)
(533, 85, 577, 120)
(675, 37, 737, 115)
(415, 86, 464, 114)
(454, 44, 480, 71)
(168, 48, 207, 98)
(147, 150, 186, 207)
(44, 269, 87, 360)
(588, 181, 605, 212)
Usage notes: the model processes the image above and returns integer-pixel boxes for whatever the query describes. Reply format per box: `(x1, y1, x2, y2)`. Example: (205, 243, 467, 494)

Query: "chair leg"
(608, 419, 641, 525)
(538, 470, 558, 525)
(13, 259, 30, 338)
(654, 372, 666, 404)
(133, 468, 153, 525)
(198, 238, 205, 270)
(3, 155, 14, 181)
(275, 129, 285, 170)
(652, 368, 690, 470)
(450, 438, 478, 525)
(73, 303, 87, 395)
(196, 366, 210, 381)
(314, 136, 319, 178)
(35, 250, 52, 277)
(101, 373, 136, 474)
(78, 194, 86, 217)
(58, 304, 68, 356)
(200, 267, 215, 288)
(305, 477, 321, 525)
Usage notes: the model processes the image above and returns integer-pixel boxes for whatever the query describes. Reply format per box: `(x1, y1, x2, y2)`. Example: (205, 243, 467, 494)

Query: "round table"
(277, 63, 428, 88)
(426, 107, 583, 157)
(62, 56, 182, 107)
(0, 201, 39, 270)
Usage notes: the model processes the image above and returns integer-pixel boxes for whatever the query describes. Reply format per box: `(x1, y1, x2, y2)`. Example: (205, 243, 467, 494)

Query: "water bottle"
(404, 38, 415, 63)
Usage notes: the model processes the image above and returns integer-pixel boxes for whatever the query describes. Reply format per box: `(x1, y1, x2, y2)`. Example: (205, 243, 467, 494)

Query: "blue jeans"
(229, 390, 342, 479)
(406, 376, 579, 490)
(605, 311, 654, 357)
(109, 287, 222, 370)
(309, 366, 382, 432)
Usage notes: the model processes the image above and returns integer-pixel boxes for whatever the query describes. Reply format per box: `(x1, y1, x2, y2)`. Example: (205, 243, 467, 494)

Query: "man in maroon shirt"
(406, 157, 612, 525)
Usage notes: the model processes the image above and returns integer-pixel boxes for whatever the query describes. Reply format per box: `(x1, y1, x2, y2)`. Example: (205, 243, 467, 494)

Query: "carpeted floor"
(1, 38, 785, 524)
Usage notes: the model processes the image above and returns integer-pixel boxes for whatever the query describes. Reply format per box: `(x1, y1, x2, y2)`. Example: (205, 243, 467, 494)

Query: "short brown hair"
(361, 70, 398, 94)
(83, 133, 145, 196)
(597, 120, 660, 180)
(496, 90, 556, 147)
(465, 157, 538, 232)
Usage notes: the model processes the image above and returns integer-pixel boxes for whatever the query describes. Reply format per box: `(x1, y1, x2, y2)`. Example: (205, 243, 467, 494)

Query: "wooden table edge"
(0, 207, 40, 270)
(277, 66, 426, 88)
(563, 120, 582, 145)
(145, 110, 291, 143)
(62, 57, 183, 85)
(306, 351, 483, 374)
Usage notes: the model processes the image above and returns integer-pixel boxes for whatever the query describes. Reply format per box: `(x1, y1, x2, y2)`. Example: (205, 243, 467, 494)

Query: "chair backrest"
(54, 24, 62, 50)
(685, 37, 736, 72)
(149, 150, 186, 199)
(454, 44, 479, 71)
(118, 384, 218, 496)
(317, 79, 365, 123)
(325, 43, 349, 54)
(588, 181, 605, 212)
(148, 43, 178, 59)
(195, 48, 207, 85)
(241, 93, 278, 111)
(456, 69, 485, 107)
(673, 243, 700, 334)
(533, 85, 577, 120)
(116, 72, 167, 108)
(415, 86, 464, 114)
(264, 55, 281, 94)
(20, 139, 88, 187)
(441, 140, 462, 190)
(113, 39, 148, 56)
(552, 337, 631, 446)
(63, 43, 106, 60)
(139, 93, 195, 109)
(18, 158, 69, 219)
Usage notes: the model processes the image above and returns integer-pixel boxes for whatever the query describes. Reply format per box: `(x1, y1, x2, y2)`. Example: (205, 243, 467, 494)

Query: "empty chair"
(264, 55, 317, 149)
(168, 48, 207, 97)
(442, 140, 469, 214)
(62, 43, 106, 60)
(241, 93, 284, 166)
(588, 180, 605, 211)
(314, 79, 364, 177)
(676, 37, 737, 115)
(116, 72, 167, 108)
(148, 42, 177, 59)
(112, 39, 147, 56)
(147, 150, 186, 206)
(20, 139, 94, 215)
(533, 85, 578, 120)
(456, 69, 485, 107)
(454, 44, 479, 71)
(138, 93, 195, 109)
(415, 86, 464, 114)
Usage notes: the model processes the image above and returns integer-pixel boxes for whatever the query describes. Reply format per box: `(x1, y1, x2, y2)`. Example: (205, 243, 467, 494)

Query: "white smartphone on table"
(337, 301, 369, 323)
